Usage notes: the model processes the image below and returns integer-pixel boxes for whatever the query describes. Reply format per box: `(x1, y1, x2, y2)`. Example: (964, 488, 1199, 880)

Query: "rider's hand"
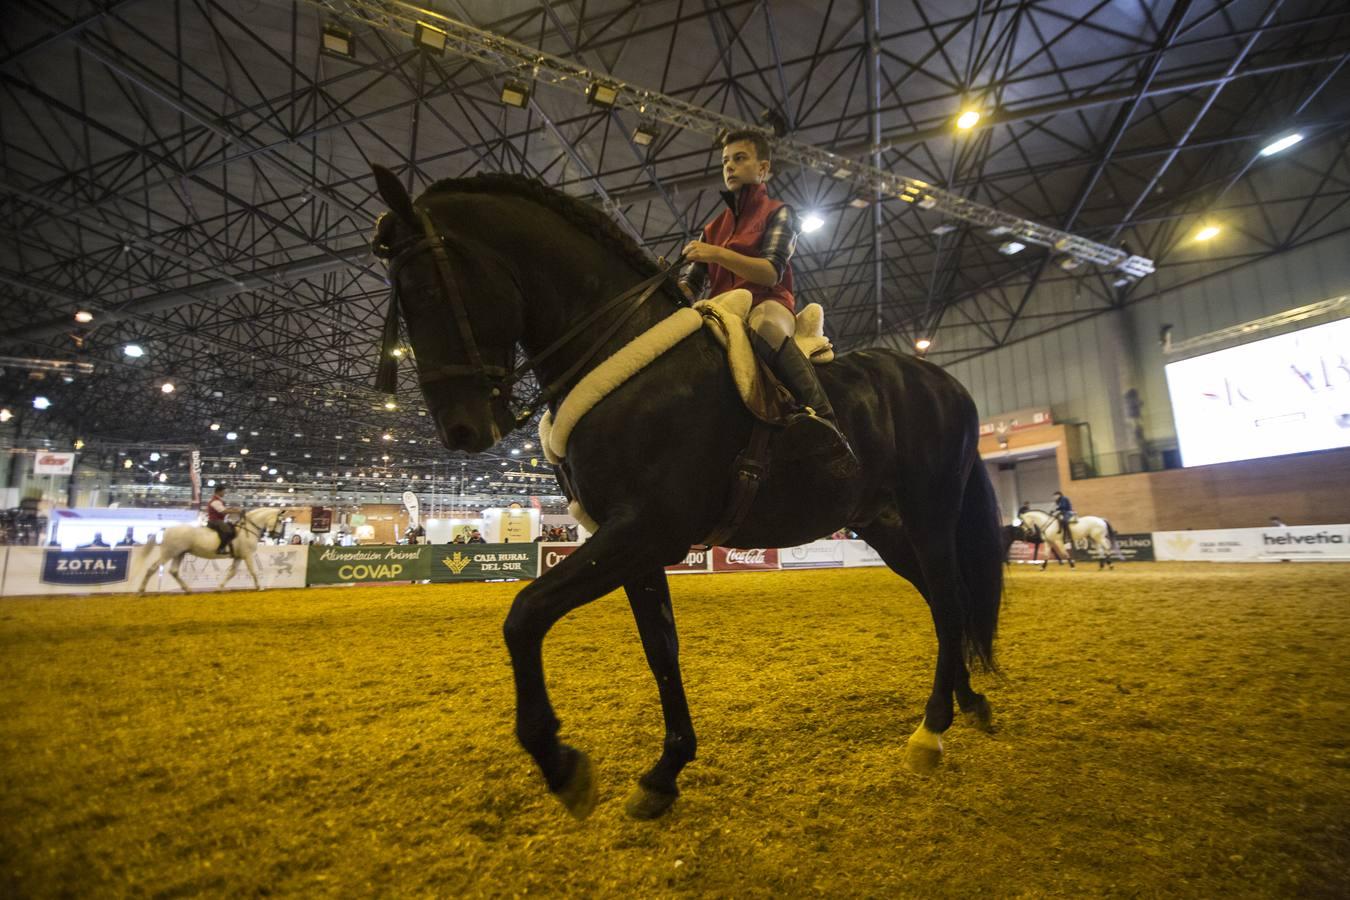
(682, 240, 722, 264)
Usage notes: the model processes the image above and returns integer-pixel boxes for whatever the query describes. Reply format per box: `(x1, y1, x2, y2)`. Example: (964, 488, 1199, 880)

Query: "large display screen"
(1165, 317, 1350, 467)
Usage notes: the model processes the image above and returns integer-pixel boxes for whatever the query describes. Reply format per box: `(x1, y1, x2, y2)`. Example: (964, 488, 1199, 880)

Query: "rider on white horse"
(205, 485, 236, 555)
(1052, 491, 1074, 539)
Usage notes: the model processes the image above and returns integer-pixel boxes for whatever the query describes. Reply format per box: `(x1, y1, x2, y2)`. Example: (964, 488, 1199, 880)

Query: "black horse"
(370, 166, 1004, 820)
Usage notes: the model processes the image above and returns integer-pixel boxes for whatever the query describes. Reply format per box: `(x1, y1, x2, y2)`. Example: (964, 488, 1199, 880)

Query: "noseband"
(376, 204, 680, 426)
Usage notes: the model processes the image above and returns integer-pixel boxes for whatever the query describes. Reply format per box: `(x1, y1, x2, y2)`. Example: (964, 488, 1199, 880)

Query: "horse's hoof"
(553, 747, 598, 820)
(904, 722, 944, 774)
(962, 697, 994, 734)
(625, 784, 679, 820)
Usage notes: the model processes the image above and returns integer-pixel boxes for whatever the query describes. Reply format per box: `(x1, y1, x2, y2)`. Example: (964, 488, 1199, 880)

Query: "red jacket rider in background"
(205, 485, 234, 554)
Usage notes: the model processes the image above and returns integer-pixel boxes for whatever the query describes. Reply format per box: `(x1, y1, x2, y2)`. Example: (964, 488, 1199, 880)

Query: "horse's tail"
(956, 459, 1003, 672)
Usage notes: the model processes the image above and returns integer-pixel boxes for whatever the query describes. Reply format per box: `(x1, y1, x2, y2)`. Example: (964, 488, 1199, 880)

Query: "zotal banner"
(1, 546, 161, 596)
(431, 544, 538, 582)
(306, 545, 431, 584)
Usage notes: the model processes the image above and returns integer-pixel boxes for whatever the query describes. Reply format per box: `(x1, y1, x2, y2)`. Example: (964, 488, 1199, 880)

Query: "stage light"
(240, 448, 250, 455)
(915, 338, 932, 351)
(123, 344, 144, 357)
(999, 241, 1026, 255)
(160, 382, 175, 393)
(391, 347, 404, 357)
(632, 123, 659, 146)
(321, 24, 354, 59)
(250, 430, 259, 436)
(33, 396, 51, 410)
(801, 213, 825, 233)
(384, 400, 397, 410)
(159, 473, 168, 483)
(74, 310, 94, 323)
(931, 224, 957, 236)
(382, 433, 393, 441)
(1259, 133, 1302, 157)
(1194, 224, 1221, 242)
(207, 479, 215, 487)
(209, 423, 220, 431)
(586, 82, 619, 108)
(225, 431, 238, 440)
(74, 439, 84, 450)
(123, 458, 132, 469)
(0, 409, 12, 423)
(848, 196, 870, 209)
(830, 166, 852, 180)
(956, 110, 981, 129)
(500, 80, 531, 108)
(149, 452, 160, 462)
(414, 22, 447, 54)
(1058, 256, 1083, 271)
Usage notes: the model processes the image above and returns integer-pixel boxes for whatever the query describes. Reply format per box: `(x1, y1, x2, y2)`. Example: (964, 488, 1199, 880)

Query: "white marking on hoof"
(904, 721, 944, 774)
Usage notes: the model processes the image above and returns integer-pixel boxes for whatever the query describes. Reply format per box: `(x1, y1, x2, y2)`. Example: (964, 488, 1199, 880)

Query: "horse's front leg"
(242, 553, 262, 590)
(502, 521, 674, 819)
(623, 568, 696, 820)
(169, 556, 192, 594)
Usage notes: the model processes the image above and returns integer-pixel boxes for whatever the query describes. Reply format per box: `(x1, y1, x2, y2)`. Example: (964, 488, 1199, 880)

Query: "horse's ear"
(372, 164, 418, 226)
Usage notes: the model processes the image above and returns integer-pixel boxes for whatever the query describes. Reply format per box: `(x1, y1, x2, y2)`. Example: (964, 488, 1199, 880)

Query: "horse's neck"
(518, 257, 678, 402)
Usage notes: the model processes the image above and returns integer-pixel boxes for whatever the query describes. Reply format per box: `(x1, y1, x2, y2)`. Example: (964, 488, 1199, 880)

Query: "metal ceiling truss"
(2, 0, 1349, 501)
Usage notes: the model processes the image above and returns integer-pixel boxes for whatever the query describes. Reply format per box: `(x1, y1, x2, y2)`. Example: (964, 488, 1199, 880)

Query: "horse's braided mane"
(423, 173, 674, 292)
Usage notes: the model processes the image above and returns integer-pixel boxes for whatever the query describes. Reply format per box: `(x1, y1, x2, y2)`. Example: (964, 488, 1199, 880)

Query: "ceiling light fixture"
(500, 79, 531, 109)
(1259, 133, 1303, 157)
(915, 338, 932, 351)
(123, 344, 144, 358)
(586, 81, 619, 108)
(998, 241, 1026, 255)
(632, 122, 659, 147)
(956, 110, 981, 130)
(800, 214, 825, 234)
(414, 22, 448, 54)
(33, 396, 51, 410)
(74, 310, 94, 323)
(160, 383, 175, 394)
(1194, 224, 1221, 242)
(320, 24, 355, 59)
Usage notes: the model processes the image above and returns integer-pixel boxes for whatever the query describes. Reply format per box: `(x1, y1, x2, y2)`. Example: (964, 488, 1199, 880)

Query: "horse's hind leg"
(138, 554, 161, 594)
(858, 517, 975, 772)
(622, 568, 695, 820)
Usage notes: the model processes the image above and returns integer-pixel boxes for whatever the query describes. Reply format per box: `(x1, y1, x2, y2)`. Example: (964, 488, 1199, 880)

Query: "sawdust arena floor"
(1, 562, 1346, 897)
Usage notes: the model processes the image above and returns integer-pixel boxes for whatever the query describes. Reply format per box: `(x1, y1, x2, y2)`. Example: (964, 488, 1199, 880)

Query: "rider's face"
(722, 141, 770, 191)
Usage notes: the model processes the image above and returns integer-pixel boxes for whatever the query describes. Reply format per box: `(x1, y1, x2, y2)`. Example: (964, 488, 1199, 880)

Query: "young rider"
(1052, 491, 1074, 543)
(205, 484, 235, 555)
(679, 130, 853, 463)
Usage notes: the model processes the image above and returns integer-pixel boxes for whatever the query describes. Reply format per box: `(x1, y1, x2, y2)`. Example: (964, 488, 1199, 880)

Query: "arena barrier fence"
(2, 528, 1346, 597)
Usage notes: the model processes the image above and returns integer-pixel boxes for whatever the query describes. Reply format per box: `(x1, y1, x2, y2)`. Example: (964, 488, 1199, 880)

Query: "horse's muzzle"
(436, 410, 493, 453)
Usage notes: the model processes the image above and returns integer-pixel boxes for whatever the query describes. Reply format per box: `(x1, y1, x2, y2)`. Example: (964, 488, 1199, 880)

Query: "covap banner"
(306, 545, 432, 584)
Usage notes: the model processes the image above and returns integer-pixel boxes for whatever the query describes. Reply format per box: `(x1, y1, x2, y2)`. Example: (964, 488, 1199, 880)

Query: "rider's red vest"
(206, 499, 227, 522)
(702, 183, 795, 311)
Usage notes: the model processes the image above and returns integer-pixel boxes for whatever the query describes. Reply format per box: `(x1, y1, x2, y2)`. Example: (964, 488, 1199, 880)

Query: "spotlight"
(1194, 224, 1221, 242)
(210, 423, 220, 431)
(384, 400, 397, 410)
(931, 224, 957, 236)
(830, 166, 852, 180)
(123, 344, 144, 358)
(500, 79, 531, 109)
(848, 196, 870, 209)
(149, 452, 160, 462)
(586, 82, 619, 108)
(956, 110, 981, 129)
(998, 241, 1026, 255)
(240, 448, 250, 455)
(632, 122, 659, 147)
(915, 338, 932, 351)
(801, 214, 825, 234)
(226, 431, 238, 440)
(0, 409, 10, 423)
(159, 473, 168, 483)
(1058, 256, 1083, 271)
(391, 347, 404, 358)
(123, 458, 132, 469)
(74, 310, 94, 323)
(160, 382, 175, 393)
(414, 22, 447, 54)
(1259, 133, 1302, 157)
(320, 24, 354, 59)
(33, 396, 51, 410)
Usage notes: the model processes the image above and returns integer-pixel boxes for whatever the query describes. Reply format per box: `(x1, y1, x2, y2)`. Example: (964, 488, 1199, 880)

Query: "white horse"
(138, 507, 286, 593)
(1016, 508, 1121, 569)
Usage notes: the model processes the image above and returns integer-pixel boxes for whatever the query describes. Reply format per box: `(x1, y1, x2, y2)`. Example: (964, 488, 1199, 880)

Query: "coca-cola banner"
(713, 547, 779, 572)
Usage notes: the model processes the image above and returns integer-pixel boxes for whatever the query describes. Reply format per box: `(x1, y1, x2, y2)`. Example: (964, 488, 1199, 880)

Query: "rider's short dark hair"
(722, 130, 772, 163)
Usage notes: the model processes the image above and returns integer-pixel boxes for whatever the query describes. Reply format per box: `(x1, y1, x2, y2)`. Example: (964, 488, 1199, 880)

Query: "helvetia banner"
(306, 545, 432, 584)
(430, 544, 539, 582)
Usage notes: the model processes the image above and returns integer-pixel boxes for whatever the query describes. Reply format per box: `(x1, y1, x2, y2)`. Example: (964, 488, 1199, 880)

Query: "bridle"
(377, 204, 682, 426)
(236, 510, 282, 541)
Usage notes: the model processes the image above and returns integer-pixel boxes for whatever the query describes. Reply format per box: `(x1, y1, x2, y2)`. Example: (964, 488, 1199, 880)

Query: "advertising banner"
(713, 547, 779, 572)
(33, 451, 75, 475)
(156, 546, 308, 592)
(310, 507, 332, 533)
(538, 542, 579, 574)
(430, 543, 538, 582)
(841, 540, 887, 568)
(667, 547, 712, 575)
(780, 541, 846, 568)
(306, 545, 431, 585)
(1154, 524, 1350, 562)
(1, 545, 162, 596)
(1110, 533, 1155, 562)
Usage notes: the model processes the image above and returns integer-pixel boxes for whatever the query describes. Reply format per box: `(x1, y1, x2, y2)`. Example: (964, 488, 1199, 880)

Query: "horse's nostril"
(447, 424, 477, 448)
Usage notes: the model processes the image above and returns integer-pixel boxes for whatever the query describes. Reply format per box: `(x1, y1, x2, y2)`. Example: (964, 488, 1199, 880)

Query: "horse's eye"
(371, 212, 399, 259)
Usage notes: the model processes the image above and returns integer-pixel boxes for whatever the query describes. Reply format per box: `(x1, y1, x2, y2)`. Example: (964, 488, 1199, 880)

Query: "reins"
(376, 201, 682, 426)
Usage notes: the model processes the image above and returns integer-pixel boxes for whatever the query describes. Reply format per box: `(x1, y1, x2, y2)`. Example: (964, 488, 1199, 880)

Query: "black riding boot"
(751, 333, 859, 478)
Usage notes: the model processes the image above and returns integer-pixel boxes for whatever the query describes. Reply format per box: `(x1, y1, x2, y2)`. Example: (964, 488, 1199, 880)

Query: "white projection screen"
(1165, 317, 1350, 467)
